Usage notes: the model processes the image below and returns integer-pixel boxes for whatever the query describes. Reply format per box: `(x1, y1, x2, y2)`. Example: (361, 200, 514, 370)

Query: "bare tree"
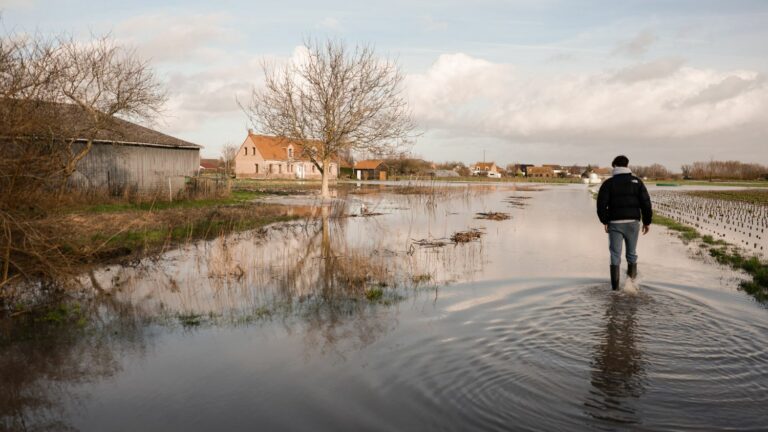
(245, 39, 415, 197)
(220, 141, 239, 177)
(1, 30, 166, 292)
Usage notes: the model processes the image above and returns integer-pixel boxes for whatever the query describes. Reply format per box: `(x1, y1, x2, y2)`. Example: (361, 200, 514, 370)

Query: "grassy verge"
(654, 213, 768, 302)
(653, 214, 701, 242)
(74, 190, 264, 214)
(709, 247, 768, 302)
(90, 209, 299, 253)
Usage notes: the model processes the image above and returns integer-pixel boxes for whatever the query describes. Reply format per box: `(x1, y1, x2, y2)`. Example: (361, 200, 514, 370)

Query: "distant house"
(2, 101, 202, 196)
(543, 164, 564, 177)
(472, 162, 498, 175)
(593, 167, 613, 179)
(234, 132, 337, 179)
(354, 160, 388, 180)
(527, 166, 556, 178)
(200, 158, 221, 172)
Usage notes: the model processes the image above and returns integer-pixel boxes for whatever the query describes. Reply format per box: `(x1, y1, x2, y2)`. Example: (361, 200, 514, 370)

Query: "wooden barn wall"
(71, 143, 200, 196)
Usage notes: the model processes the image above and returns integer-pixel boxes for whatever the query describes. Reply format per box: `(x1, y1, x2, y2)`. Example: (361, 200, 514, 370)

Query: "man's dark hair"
(612, 155, 629, 167)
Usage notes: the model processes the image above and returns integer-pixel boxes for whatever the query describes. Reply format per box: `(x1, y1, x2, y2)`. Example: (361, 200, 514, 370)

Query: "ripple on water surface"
(368, 278, 768, 431)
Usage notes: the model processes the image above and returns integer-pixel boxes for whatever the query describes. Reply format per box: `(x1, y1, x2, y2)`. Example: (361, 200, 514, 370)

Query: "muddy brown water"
(2, 184, 767, 431)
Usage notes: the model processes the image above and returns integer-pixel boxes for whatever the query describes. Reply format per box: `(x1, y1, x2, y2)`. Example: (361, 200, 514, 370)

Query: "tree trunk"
(320, 159, 331, 199)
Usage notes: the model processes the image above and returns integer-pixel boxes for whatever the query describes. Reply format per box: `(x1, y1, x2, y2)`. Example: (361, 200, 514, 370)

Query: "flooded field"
(2, 183, 768, 431)
(653, 190, 768, 257)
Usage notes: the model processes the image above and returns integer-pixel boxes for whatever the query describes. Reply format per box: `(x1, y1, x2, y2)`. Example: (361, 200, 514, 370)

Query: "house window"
(255, 163, 259, 174)
(244, 147, 248, 156)
(288, 148, 293, 158)
(269, 164, 273, 173)
(253, 147, 256, 155)
(278, 164, 282, 174)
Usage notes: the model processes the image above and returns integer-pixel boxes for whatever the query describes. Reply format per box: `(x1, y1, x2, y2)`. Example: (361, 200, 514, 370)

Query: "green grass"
(93, 213, 298, 251)
(686, 189, 768, 206)
(78, 191, 263, 214)
(364, 287, 384, 301)
(675, 180, 768, 188)
(653, 214, 768, 302)
(701, 235, 728, 246)
(653, 214, 700, 241)
(708, 247, 768, 302)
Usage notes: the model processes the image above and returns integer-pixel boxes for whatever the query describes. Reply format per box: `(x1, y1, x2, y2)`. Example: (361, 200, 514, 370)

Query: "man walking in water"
(596, 155, 653, 290)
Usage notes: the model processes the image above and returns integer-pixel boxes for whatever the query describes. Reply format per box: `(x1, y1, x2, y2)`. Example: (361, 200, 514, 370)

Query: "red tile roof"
(354, 159, 385, 170)
(247, 134, 322, 161)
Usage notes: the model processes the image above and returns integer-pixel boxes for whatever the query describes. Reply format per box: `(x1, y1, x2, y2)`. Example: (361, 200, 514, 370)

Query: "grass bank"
(653, 213, 767, 302)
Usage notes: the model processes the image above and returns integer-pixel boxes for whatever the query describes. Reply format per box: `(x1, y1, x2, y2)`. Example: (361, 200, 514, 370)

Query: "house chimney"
(247, 128, 253, 135)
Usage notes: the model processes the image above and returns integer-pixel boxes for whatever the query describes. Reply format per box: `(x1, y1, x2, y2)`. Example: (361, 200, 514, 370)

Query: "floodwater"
(2, 183, 768, 431)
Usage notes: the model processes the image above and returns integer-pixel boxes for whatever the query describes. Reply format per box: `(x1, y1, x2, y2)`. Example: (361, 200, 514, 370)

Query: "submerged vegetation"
(475, 212, 511, 221)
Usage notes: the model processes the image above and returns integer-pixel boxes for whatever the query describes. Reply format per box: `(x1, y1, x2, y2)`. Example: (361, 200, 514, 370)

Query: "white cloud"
(115, 12, 238, 63)
(406, 53, 768, 147)
(611, 58, 685, 83)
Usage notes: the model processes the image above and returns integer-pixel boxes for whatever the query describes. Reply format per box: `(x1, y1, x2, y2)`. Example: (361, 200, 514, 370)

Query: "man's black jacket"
(596, 173, 653, 225)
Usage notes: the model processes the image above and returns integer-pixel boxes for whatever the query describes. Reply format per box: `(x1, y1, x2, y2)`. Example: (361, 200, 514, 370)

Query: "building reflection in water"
(584, 292, 647, 426)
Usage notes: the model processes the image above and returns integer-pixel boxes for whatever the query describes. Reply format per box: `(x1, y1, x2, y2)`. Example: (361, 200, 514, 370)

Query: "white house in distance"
(234, 132, 337, 179)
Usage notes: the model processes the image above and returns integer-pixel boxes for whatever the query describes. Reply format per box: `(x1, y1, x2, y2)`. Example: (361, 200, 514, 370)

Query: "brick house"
(472, 162, 498, 175)
(234, 133, 337, 179)
(527, 166, 555, 178)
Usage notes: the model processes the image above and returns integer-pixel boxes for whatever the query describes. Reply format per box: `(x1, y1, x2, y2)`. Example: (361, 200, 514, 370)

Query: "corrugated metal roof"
(1, 99, 202, 149)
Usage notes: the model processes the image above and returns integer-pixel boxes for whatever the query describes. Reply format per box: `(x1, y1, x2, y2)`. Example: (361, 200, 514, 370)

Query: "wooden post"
(168, 177, 173, 202)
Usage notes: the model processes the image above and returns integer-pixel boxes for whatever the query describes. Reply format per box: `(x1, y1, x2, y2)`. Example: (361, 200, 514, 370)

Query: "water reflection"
(4, 184, 767, 431)
(0, 298, 151, 431)
(585, 292, 647, 426)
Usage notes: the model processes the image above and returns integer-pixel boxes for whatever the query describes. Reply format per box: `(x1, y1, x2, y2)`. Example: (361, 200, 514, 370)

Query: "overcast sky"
(3, 0, 767, 168)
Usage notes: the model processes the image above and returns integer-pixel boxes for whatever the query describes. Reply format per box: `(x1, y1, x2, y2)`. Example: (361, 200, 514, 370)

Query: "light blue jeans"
(608, 222, 639, 266)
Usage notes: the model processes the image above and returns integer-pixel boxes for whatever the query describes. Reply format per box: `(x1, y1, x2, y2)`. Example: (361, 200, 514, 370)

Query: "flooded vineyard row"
(652, 190, 768, 257)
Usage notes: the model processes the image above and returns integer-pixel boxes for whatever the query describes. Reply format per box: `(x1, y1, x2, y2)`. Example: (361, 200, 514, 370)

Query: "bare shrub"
(0, 31, 165, 296)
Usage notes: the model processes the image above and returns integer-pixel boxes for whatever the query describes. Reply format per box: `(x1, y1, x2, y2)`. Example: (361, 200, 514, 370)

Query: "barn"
(64, 106, 201, 196)
(3, 100, 202, 197)
(354, 160, 388, 180)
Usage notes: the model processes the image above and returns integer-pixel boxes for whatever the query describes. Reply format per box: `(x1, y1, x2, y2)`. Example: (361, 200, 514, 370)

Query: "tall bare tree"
(245, 39, 415, 197)
(1, 30, 165, 291)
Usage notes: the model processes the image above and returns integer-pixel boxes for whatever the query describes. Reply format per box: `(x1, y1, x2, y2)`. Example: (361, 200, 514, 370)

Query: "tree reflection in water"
(584, 293, 648, 426)
(0, 297, 152, 431)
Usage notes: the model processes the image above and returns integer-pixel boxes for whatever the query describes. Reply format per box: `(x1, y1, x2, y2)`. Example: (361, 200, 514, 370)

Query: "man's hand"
(642, 225, 650, 235)
(604, 224, 609, 233)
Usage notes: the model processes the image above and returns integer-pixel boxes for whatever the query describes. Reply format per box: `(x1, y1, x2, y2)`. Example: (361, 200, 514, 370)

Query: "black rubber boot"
(610, 265, 620, 290)
(627, 263, 637, 279)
